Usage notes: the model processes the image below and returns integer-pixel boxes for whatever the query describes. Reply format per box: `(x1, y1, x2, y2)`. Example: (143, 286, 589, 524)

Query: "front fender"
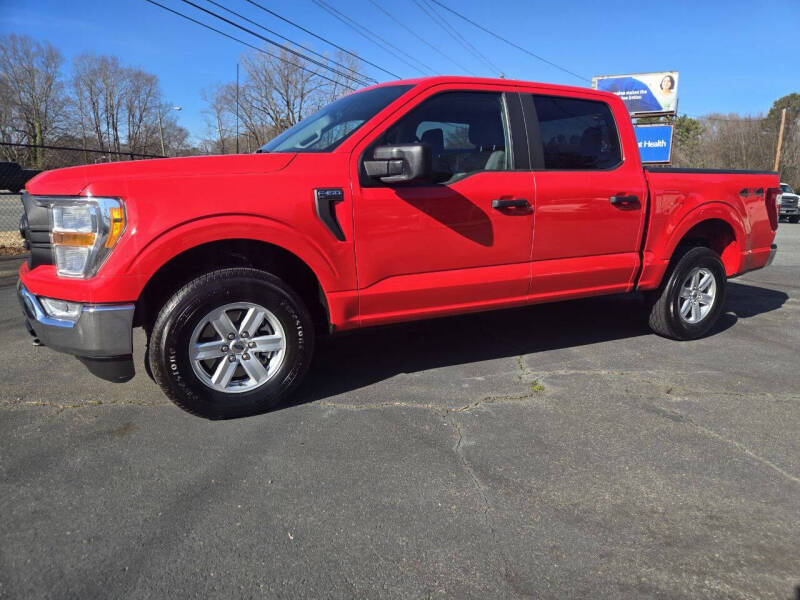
(123, 213, 342, 292)
(18, 214, 349, 305)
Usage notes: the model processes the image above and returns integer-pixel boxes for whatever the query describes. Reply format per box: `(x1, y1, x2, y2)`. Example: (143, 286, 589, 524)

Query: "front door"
(351, 88, 534, 326)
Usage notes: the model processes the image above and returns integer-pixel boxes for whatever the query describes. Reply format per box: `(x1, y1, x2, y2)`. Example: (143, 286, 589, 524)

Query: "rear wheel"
(148, 268, 314, 419)
(647, 246, 727, 340)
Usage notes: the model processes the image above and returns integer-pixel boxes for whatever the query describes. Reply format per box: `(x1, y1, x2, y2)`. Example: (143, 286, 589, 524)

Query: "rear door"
(350, 87, 534, 326)
(520, 91, 647, 298)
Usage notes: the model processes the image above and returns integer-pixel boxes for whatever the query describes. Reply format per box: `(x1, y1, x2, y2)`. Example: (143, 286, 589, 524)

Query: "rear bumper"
(765, 243, 778, 267)
(18, 281, 135, 382)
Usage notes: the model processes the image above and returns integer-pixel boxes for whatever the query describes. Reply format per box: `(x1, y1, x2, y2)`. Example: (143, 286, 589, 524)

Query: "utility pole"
(236, 62, 240, 154)
(157, 107, 166, 157)
(158, 106, 182, 157)
(773, 107, 786, 172)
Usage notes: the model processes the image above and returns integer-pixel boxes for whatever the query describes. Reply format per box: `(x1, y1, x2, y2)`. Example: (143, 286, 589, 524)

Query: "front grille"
(781, 196, 798, 209)
(20, 193, 53, 269)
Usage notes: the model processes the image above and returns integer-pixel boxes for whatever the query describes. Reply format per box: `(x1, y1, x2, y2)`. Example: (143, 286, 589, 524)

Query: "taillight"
(765, 187, 780, 230)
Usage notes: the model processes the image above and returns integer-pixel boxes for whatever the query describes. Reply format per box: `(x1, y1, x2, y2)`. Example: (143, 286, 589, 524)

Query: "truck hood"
(25, 153, 297, 196)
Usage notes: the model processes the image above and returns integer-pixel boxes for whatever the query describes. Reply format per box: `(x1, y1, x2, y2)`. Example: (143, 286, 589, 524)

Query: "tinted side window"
(532, 96, 621, 170)
(375, 92, 510, 184)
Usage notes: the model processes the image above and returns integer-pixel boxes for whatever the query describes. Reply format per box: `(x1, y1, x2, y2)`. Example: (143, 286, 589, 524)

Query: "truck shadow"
(289, 281, 788, 407)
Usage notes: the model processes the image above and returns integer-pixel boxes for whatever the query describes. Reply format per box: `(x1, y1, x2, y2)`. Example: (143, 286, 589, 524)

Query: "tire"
(647, 246, 727, 340)
(148, 268, 314, 419)
(789, 215, 799, 224)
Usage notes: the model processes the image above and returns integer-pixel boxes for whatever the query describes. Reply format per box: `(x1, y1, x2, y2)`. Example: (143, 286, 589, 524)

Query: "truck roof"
(364, 75, 605, 99)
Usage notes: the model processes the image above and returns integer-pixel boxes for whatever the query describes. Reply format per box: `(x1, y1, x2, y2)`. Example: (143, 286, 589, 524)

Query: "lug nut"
(228, 355, 236, 363)
(242, 353, 250, 360)
(248, 341, 256, 349)
(241, 331, 249, 338)
(221, 345, 229, 352)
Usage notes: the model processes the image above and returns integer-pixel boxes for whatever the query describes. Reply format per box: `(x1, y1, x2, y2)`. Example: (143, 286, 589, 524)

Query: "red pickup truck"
(17, 76, 779, 418)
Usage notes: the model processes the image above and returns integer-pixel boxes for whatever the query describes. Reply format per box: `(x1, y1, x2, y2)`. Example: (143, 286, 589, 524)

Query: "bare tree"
(672, 101, 800, 190)
(0, 34, 67, 166)
(124, 68, 159, 155)
(201, 83, 237, 154)
(202, 46, 367, 153)
(71, 53, 188, 157)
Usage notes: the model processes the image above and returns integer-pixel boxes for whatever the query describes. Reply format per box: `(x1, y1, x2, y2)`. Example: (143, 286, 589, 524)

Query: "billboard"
(634, 124, 673, 163)
(593, 71, 678, 115)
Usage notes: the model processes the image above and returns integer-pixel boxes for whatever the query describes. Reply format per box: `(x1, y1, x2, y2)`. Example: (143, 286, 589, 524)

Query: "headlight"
(45, 197, 126, 278)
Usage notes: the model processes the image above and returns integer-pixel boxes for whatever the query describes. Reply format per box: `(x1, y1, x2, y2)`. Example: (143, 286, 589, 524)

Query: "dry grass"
(0, 245, 27, 256)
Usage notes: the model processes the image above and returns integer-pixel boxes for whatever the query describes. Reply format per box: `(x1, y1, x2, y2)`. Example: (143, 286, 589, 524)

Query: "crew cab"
(17, 77, 780, 419)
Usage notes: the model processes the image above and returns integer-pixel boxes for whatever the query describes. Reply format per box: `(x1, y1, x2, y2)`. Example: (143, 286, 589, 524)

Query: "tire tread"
(647, 245, 726, 340)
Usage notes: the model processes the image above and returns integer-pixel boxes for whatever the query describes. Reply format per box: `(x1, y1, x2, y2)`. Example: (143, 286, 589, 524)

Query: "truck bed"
(638, 167, 780, 290)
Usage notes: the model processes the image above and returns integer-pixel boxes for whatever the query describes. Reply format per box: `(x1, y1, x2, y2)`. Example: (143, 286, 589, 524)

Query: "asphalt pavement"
(1, 226, 799, 599)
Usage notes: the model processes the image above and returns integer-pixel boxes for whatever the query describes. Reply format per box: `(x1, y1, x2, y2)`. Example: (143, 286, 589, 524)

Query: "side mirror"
(364, 144, 431, 184)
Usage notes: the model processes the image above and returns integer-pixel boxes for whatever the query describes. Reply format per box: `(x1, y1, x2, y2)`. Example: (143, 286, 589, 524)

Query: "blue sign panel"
(593, 72, 678, 115)
(634, 125, 673, 163)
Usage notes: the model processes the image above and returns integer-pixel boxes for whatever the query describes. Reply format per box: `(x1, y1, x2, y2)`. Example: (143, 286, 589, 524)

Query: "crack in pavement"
(444, 411, 518, 597)
(653, 407, 800, 484)
(0, 398, 171, 411)
(684, 416, 800, 487)
(7, 351, 798, 489)
(621, 397, 800, 487)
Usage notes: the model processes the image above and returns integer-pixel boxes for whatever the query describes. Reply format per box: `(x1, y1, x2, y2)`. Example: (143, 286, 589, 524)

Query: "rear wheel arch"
(666, 209, 744, 276)
(134, 238, 330, 335)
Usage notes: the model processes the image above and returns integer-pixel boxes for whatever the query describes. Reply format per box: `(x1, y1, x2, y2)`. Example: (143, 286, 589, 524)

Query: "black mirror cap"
(365, 143, 431, 184)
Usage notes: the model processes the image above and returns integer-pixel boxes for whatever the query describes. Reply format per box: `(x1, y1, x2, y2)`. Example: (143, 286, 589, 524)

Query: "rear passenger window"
(533, 96, 621, 170)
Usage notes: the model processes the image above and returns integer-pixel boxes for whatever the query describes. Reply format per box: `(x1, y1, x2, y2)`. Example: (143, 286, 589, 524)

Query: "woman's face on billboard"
(661, 76, 674, 91)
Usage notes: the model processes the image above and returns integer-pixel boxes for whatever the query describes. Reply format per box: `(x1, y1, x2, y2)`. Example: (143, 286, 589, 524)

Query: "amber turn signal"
(51, 231, 96, 246)
(105, 206, 125, 248)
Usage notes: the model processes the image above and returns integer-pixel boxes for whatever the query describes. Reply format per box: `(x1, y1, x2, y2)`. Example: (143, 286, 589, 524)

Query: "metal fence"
(0, 143, 164, 250)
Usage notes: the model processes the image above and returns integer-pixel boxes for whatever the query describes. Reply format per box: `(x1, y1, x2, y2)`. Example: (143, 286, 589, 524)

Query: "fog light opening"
(39, 297, 83, 322)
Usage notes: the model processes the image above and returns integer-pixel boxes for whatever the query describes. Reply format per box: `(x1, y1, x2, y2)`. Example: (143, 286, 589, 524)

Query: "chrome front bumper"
(17, 281, 135, 357)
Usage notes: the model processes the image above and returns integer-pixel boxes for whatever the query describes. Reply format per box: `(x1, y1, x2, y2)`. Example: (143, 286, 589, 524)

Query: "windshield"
(780, 184, 794, 194)
(260, 85, 413, 153)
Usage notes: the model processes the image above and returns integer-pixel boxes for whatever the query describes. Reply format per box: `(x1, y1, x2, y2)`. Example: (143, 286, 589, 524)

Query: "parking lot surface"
(1, 226, 799, 599)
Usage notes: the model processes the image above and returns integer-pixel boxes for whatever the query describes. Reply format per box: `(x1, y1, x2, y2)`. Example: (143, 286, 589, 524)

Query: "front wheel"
(148, 268, 315, 419)
(788, 215, 799, 224)
(647, 246, 727, 340)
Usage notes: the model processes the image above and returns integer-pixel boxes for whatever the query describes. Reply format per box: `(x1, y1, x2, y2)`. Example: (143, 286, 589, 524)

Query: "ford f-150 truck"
(17, 76, 780, 419)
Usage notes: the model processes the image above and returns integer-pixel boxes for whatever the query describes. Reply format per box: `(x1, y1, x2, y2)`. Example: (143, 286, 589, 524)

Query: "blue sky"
(1, 0, 797, 143)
